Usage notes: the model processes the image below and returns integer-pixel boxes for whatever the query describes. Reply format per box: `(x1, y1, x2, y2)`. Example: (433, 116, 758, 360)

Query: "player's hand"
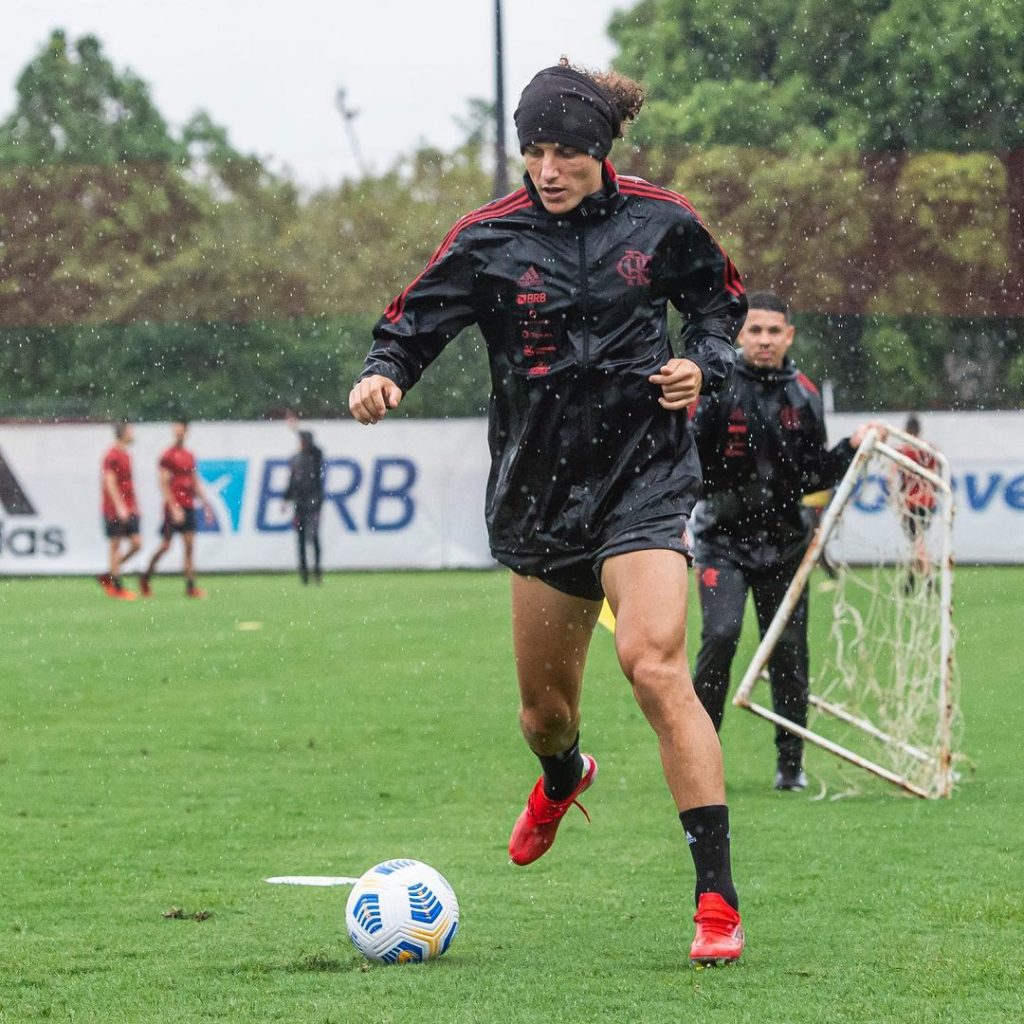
(202, 504, 215, 525)
(115, 504, 128, 522)
(171, 505, 185, 525)
(850, 420, 888, 448)
(649, 358, 703, 409)
(349, 375, 404, 424)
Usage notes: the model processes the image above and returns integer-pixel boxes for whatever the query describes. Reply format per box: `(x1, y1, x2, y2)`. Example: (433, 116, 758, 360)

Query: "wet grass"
(2, 568, 1022, 1023)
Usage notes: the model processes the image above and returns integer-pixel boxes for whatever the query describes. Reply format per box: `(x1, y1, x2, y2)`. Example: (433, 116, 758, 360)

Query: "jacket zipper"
(577, 228, 596, 489)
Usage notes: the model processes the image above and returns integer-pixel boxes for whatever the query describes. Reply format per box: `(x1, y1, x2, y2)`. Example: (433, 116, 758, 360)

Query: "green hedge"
(1, 314, 1021, 421)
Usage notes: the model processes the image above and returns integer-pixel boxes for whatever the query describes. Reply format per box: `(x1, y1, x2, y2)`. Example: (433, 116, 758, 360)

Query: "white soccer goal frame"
(731, 426, 957, 798)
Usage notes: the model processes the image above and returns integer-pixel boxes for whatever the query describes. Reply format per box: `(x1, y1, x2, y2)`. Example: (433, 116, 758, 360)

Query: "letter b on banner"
(369, 458, 416, 531)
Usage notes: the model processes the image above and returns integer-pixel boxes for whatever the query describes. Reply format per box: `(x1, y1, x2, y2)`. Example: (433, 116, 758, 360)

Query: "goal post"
(731, 426, 959, 799)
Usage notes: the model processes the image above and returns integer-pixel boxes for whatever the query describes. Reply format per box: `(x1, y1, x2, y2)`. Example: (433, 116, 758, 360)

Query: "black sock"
(113, 576, 122, 590)
(680, 804, 738, 911)
(186, 577, 196, 591)
(537, 734, 584, 801)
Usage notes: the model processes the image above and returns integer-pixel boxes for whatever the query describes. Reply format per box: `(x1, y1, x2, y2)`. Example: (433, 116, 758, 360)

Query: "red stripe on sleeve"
(796, 372, 820, 396)
(384, 190, 530, 324)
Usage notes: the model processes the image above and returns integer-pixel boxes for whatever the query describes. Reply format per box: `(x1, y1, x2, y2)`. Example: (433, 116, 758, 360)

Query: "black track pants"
(693, 559, 809, 763)
(295, 511, 322, 582)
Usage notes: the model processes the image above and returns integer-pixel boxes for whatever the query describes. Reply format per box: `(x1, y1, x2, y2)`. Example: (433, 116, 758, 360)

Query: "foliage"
(611, 0, 1024, 152)
(0, 316, 490, 421)
(611, 0, 1024, 323)
(608, 0, 1023, 410)
(287, 143, 493, 318)
(1, 20, 1023, 417)
(0, 30, 182, 164)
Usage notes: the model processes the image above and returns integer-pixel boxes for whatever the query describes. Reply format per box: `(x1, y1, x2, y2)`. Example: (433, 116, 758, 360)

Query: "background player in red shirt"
(98, 421, 141, 600)
(894, 414, 940, 591)
(139, 419, 214, 598)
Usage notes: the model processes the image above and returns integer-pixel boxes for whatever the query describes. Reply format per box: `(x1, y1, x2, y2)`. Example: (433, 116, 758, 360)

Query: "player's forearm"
(103, 471, 126, 514)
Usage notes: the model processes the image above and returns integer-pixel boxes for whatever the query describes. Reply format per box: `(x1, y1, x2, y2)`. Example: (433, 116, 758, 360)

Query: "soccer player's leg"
(752, 568, 809, 790)
(310, 512, 322, 583)
(182, 531, 205, 598)
(113, 523, 143, 598)
(121, 524, 142, 571)
(98, 533, 123, 598)
(140, 524, 172, 597)
(296, 516, 310, 584)
(507, 572, 602, 866)
(100, 524, 136, 600)
(601, 549, 743, 965)
(692, 561, 749, 731)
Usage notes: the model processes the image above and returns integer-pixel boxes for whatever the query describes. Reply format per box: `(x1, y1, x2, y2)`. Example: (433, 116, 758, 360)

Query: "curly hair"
(558, 56, 644, 136)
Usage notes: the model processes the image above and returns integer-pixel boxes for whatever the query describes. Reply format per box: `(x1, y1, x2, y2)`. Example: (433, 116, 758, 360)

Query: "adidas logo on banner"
(517, 266, 544, 288)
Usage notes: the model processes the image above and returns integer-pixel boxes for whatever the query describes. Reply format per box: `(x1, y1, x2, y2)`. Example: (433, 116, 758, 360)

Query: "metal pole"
(493, 0, 509, 198)
(336, 88, 368, 178)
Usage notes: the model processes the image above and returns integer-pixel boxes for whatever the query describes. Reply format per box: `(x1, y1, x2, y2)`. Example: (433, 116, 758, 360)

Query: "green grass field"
(3, 568, 1022, 1023)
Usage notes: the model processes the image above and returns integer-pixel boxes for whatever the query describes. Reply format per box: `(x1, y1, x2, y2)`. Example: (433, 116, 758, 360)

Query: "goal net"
(732, 426, 960, 798)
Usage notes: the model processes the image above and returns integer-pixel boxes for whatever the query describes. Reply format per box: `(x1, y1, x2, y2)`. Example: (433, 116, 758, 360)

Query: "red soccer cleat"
(508, 754, 597, 866)
(186, 586, 207, 599)
(138, 574, 152, 598)
(689, 892, 745, 966)
(114, 587, 137, 601)
(97, 574, 119, 598)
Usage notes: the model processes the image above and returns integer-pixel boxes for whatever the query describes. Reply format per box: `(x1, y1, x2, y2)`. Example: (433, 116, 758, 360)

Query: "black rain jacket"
(285, 447, 324, 517)
(691, 356, 854, 569)
(357, 162, 746, 559)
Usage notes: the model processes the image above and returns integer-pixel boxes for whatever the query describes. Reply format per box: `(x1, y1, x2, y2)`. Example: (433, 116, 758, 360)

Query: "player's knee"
(628, 658, 700, 730)
(519, 702, 576, 745)
(619, 645, 678, 698)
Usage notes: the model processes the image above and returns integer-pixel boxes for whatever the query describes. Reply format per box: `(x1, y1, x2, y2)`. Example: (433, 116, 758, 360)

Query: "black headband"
(514, 66, 620, 160)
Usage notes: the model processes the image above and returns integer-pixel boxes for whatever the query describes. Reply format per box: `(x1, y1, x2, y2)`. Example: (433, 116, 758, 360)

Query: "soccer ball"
(345, 859, 459, 964)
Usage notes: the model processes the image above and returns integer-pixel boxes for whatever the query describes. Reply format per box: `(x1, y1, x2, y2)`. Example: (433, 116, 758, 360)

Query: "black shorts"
(104, 515, 140, 539)
(494, 513, 692, 601)
(901, 505, 935, 540)
(161, 507, 197, 538)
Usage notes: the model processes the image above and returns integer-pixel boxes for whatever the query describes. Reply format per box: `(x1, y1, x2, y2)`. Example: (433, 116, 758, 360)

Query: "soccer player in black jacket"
(350, 60, 747, 964)
(284, 429, 324, 584)
(691, 291, 879, 791)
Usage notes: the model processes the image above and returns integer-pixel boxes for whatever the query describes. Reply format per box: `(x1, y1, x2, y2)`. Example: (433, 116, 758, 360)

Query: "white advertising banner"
(1, 411, 1022, 575)
(827, 411, 1024, 564)
(0, 419, 493, 576)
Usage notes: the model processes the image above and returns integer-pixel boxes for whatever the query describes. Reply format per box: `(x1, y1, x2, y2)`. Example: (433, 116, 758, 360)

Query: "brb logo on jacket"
(724, 409, 748, 458)
(616, 250, 652, 287)
(0, 448, 66, 557)
(516, 266, 547, 306)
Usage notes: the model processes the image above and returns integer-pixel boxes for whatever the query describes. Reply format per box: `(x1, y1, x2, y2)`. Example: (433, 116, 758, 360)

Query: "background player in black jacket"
(350, 59, 747, 964)
(691, 291, 880, 790)
(284, 429, 324, 584)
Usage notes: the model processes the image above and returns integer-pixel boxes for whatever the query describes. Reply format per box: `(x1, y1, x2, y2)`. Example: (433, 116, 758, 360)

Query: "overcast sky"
(2, 0, 630, 188)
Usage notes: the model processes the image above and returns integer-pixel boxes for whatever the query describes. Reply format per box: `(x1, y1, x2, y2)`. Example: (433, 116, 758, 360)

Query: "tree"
(608, 0, 1024, 409)
(610, 0, 1024, 316)
(0, 31, 308, 332)
(0, 30, 182, 164)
